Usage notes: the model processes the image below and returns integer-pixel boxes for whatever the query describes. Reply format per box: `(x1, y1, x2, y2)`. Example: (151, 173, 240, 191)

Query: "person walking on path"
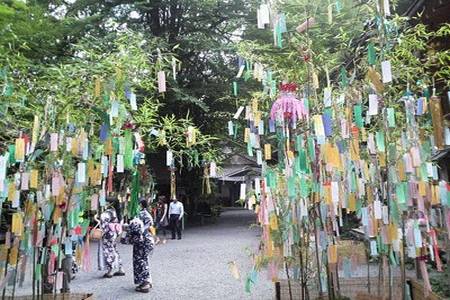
(154, 195, 169, 237)
(100, 197, 125, 278)
(169, 198, 184, 240)
(129, 198, 155, 293)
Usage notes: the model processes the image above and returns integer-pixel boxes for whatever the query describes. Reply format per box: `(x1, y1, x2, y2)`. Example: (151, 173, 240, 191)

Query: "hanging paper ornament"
(233, 81, 238, 96)
(430, 96, 444, 149)
(129, 92, 137, 110)
(368, 42, 376, 65)
(381, 60, 393, 83)
(270, 83, 307, 125)
(15, 138, 25, 162)
(158, 71, 166, 93)
(296, 17, 315, 33)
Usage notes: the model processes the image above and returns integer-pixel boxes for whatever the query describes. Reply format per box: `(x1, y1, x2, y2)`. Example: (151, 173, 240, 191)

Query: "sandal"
(135, 284, 150, 293)
(113, 270, 126, 276)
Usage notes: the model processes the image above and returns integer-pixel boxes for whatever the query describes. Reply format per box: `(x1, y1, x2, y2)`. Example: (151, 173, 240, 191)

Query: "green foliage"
(238, 0, 372, 85)
(42, 0, 259, 135)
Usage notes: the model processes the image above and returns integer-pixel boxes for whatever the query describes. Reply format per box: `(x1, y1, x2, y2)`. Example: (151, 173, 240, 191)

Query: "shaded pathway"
(71, 209, 273, 299)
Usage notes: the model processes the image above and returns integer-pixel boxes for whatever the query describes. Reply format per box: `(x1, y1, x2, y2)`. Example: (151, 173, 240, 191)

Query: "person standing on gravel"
(169, 198, 184, 240)
(155, 195, 169, 236)
(100, 197, 125, 278)
(129, 198, 155, 293)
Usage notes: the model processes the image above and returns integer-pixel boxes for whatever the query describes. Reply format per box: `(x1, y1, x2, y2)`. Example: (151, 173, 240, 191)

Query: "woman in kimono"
(100, 197, 125, 278)
(128, 198, 155, 293)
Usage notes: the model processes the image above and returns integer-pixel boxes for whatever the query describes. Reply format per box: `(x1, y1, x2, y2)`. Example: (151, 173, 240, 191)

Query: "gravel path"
(14, 208, 274, 300)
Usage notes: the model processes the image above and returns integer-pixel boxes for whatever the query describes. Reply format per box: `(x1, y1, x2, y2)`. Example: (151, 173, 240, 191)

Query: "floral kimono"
(128, 209, 155, 285)
(100, 208, 122, 272)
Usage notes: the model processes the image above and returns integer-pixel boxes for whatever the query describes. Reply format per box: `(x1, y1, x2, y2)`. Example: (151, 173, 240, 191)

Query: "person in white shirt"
(168, 198, 184, 240)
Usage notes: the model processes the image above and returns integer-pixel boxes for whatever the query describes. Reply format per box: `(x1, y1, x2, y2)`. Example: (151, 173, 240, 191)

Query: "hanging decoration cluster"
(0, 33, 183, 297)
(235, 0, 450, 298)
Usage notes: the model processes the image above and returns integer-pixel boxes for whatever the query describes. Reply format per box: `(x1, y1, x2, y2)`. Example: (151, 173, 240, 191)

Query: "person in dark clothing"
(154, 195, 169, 236)
(129, 198, 155, 293)
(100, 197, 125, 278)
(168, 198, 184, 240)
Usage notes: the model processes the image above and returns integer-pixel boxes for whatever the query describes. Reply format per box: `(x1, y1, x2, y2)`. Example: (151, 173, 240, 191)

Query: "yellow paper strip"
(15, 138, 25, 161)
(30, 169, 39, 189)
(328, 244, 338, 264)
(12, 213, 23, 236)
(264, 144, 272, 160)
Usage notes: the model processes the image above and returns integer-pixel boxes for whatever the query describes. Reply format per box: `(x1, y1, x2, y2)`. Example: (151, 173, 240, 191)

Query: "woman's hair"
(139, 197, 149, 209)
(106, 196, 122, 221)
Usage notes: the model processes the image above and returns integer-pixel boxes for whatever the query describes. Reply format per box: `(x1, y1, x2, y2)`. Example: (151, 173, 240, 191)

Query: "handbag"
(90, 224, 103, 240)
(160, 217, 169, 227)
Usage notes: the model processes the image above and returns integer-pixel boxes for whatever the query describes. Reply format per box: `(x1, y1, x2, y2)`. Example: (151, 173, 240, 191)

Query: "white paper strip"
(166, 150, 173, 166)
(368, 94, 378, 115)
(233, 106, 244, 119)
(172, 57, 177, 81)
(240, 183, 246, 200)
(66, 137, 72, 152)
(11, 190, 20, 208)
(374, 200, 382, 219)
(228, 121, 234, 135)
(101, 156, 109, 176)
(323, 87, 332, 107)
(384, 0, 391, 16)
(158, 71, 166, 93)
(210, 162, 217, 178)
(381, 60, 392, 83)
(361, 207, 369, 226)
(382, 205, 389, 225)
(116, 154, 124, 173)
(258, 120, 264, 135)
(331, 182, 339, 204)
(130, 92, 137, 110)
(111, 101, 120, 117)
(260, 4, 270, 25)
(370, 240, 378, 256)
(254, 178, 261, 195)
(0, 156, 6, 193)
(50, 133, 58, 152)
(77, 163, 86, 183)
(257, 9, 264, 29)
(21, 173, 29, 191)
(236, 65, 245, 78)
(256, 150, 262, 165)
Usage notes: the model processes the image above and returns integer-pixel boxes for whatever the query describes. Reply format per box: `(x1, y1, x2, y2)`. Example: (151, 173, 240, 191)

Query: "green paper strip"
(387, 107, 396, 127)
(247, 142, 253, 157)
(300, 177, 308, 198)
(353, 105, 363, 128)
(124, 130, 134, 169)
(376, 131, 385, 152)
(340, 67, 348, 87)
(276, 25, 283, 48)
(299, 149, 307, 172)
(35, 264, 42, 281)
(368, 42, 376, 65)
(396, 182, 407, 204)
(8, 145, 15, 164)
(307, 137, 315, 161)
(128, 171, 140, 218)
(288, 176, 296, 198)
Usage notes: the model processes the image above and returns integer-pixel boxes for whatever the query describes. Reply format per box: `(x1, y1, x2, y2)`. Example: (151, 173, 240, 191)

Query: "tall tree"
(38, 0, 259, 135)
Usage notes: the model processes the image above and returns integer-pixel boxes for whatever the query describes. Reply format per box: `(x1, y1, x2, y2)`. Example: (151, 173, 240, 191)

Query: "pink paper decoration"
(270, 83, 307, 124)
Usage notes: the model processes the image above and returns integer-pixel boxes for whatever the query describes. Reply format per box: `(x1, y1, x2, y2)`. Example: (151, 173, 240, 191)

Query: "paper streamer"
(381, 60, 392, 83)
(158, 71, 166, 93)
